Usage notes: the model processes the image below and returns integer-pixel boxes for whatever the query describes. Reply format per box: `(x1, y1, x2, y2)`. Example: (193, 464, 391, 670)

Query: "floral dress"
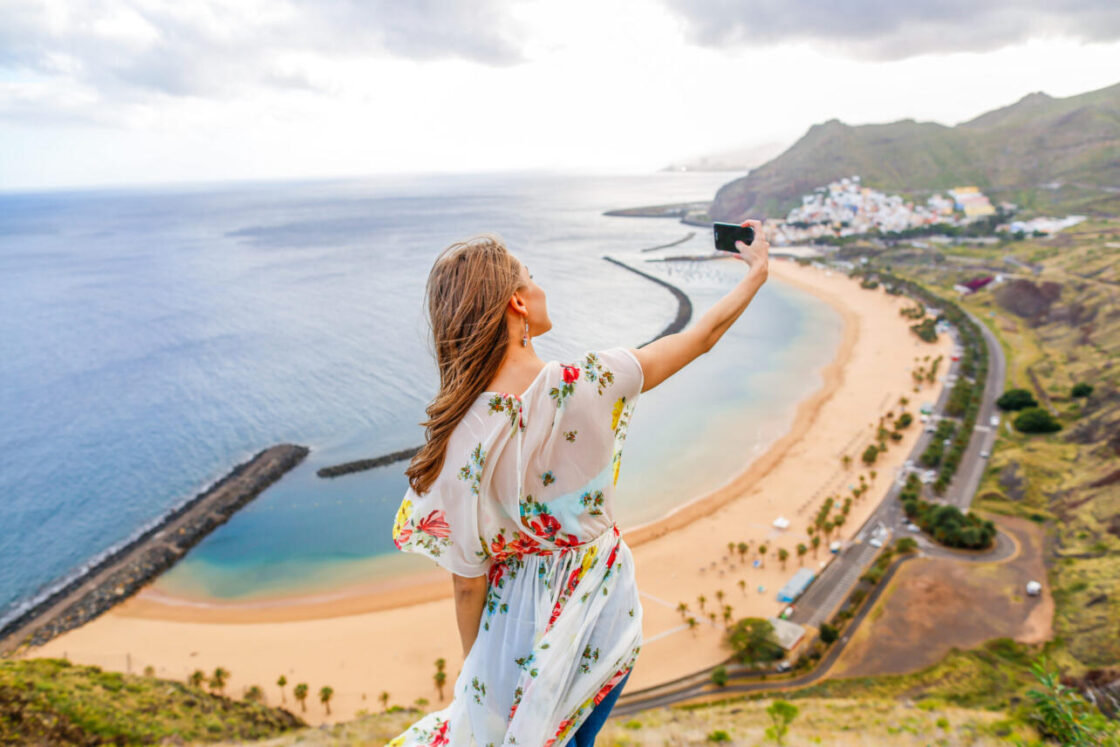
(388, 346, 645, 746)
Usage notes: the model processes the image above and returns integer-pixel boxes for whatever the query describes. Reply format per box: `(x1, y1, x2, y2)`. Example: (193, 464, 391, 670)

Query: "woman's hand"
(735, 219, 770, 280)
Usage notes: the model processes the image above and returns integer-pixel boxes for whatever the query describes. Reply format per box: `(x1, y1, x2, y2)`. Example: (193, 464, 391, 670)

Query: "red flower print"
(429, 719, 450, 746)
(605, 543, 619, 570)
(393, 528, 412, 548)
(561, 364, 580, 384)
(510, 533, 541, 556)
(417, 510, 451, 538)
(530, 512, 561, 539)
(488, 562, 505, 587)
(554, 533, 581, 548)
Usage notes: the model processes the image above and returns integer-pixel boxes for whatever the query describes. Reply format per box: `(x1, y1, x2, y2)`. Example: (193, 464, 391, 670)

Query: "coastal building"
(777, 567, 816, 603)
(766, 616, 808, 650)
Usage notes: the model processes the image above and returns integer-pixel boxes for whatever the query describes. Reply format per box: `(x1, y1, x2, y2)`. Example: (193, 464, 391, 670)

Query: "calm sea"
(0, 171, 842, 616)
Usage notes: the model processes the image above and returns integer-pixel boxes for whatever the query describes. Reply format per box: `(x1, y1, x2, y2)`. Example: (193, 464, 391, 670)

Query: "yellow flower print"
(613, 455, 621, 486)
(392, 498, 412, 541)
(610, 397, 625, 431)
(581, 546, 598, 576)
(387, 737, 405, 747)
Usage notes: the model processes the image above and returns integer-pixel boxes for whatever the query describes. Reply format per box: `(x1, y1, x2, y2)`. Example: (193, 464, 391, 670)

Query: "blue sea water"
(0, 171, 842, 616)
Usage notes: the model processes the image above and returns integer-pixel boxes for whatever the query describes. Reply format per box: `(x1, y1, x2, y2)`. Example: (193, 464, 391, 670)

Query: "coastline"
(95, 254, 848, 625)
(26, 256, 956, 725)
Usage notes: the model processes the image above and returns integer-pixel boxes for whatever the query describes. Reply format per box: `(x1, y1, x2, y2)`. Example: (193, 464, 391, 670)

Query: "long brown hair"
(406, 234, 524, 495)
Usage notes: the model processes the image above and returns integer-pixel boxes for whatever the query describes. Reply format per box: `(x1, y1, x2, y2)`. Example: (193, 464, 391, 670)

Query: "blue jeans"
(572, 670, 630, 746)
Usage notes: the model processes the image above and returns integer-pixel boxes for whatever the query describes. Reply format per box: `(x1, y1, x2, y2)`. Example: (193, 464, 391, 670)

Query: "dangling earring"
(521, 317, 530, 347)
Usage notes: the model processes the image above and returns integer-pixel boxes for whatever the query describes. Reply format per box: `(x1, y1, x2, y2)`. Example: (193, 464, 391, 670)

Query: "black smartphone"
(713, 222, 755, 254)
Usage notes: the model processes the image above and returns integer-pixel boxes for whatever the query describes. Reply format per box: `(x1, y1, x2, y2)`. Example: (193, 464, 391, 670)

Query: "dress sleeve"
(391, 469, 493, 578)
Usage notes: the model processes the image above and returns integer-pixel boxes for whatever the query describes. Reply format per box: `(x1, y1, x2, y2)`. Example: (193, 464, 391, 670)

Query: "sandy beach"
(27, 257, 956, 725)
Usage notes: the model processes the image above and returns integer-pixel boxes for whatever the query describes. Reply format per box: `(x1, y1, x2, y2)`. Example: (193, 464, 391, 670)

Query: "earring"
(521, 317, 530, 347)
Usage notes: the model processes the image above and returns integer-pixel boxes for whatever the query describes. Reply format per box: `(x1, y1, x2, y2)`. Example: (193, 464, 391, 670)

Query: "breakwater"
(0, 444, 309, 655)
(316, 446, 421, 478)
(601, 255, 693, 346)
(640, 232, 696, 252)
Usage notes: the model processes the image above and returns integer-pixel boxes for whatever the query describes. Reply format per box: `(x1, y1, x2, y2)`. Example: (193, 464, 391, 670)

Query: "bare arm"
(631, 220, 770, 392)
(452, 573, 488, 656)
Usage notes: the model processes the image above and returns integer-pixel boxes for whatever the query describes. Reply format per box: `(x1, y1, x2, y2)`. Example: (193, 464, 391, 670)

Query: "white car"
(989, 415, 1000, 427)
(906, 523, 920, 532)
(868, 536, 884, 548)
(980, 449, 990, 459)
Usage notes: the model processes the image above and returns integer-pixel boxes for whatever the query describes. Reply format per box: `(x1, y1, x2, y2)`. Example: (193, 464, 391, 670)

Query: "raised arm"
(630, 220, 770, 393)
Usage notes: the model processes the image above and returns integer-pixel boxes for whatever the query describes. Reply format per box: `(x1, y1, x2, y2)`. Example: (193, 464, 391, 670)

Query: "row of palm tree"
(185, 667, 334, 716)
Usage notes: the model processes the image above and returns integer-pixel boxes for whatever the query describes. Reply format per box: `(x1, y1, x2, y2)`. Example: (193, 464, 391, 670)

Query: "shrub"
(707, 729, 731, 742)
(1071, 382, 1093, 398)
(996, 388, 1038, 411)
(1014, 406, 1062, 433)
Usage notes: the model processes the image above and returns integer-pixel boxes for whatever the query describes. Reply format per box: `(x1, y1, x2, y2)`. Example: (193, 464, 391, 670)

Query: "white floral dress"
(388, 346, 645, 746)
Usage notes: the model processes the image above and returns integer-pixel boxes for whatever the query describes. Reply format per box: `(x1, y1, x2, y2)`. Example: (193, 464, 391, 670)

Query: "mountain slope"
(710, 81, 1120, 222)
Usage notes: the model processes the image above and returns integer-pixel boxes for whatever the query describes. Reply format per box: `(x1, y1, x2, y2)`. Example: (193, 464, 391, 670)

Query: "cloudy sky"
(2, 0, 1119, 190)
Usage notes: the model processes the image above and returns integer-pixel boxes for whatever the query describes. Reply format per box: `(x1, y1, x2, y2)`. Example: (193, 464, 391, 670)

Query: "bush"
(1071, 382, 1093, 398)
(996, 388, 1038, 411)
(1014, 407, 1062, 433)
(727, 618, 785, 665)
(819, 623, 839, 644)
(710, 665, 728, 687)
(707, 729, 731, 742)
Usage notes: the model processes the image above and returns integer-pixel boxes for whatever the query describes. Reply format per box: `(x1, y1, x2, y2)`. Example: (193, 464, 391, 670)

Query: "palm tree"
(842, 454, 852, 470)
(244, 685, 264, 703)
(319, 685, 334, 716)
(796, 543, 807, 566)
(379, 691, 390, 711)
(697, 594, 707, 612)
(737, 541, 748, 561)
(869, 469, 877, 481)
(276, 675, 287, 704)
(812, 535, 821, 557)
(708, 611, 717, 625)
(686, 617, 698, 635)
(435, 670, 447, 701)
(434, 657, 448, 701)
(676, 601, 689, 618)
(758, 545, 767, 565)
(188, 670, 205, 689)
(294, 683, 309, 712)
(715, 589, 724, 604)
(778, 547, 789, 570)
(737, 579, 746, 594)
(209, 667, 229, 696)
(727, 541, 735, 556)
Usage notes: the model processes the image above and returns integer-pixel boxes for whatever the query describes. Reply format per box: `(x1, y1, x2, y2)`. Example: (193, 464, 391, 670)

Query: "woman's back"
(390, 346, 645, 745)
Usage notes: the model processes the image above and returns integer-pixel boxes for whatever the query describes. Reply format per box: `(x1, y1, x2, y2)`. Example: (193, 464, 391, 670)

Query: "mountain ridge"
(709, 81, 1120, 222)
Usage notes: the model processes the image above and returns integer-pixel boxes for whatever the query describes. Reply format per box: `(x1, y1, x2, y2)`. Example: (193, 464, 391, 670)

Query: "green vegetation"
(765, 699, 799, 745)
(726, 618, 784, 666)
(997, 387, 1040, 411)
(0, 658, 303, 745)
(1013, 406, 1063, 433)
(909, 316, 937, 342)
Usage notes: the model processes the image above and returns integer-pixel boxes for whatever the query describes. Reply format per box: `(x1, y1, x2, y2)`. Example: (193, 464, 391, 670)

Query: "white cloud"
(1, 0, 1118, 189)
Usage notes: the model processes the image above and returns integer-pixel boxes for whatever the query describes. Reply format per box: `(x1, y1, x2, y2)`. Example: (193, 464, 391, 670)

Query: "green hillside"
(710, 81, 1120, 222)
(0, 658, 304, 745)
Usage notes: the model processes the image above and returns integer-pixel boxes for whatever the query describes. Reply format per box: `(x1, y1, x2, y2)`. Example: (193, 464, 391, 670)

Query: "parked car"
(906, 522, 920, 532)
(980, 449, 990, 459)
(989, 414, 1000, 427)
(776, 660, 792, 673)
(925, 424, 937, 434)
(868, 536, 884, 548)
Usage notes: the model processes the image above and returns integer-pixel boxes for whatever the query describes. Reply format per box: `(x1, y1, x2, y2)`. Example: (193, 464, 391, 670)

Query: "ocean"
(0, 170, 843, 617)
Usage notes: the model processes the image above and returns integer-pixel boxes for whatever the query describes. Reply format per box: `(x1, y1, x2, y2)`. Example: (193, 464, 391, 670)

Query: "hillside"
(710, 81, 1120, 222)
(0, 658, 304, 745)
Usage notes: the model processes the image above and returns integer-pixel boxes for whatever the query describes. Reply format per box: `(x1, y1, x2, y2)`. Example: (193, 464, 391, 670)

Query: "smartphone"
(713, 222, 755, 254)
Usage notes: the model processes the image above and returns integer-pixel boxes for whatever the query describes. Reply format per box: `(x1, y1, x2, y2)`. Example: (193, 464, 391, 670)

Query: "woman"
(389, 225, 769, 745)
